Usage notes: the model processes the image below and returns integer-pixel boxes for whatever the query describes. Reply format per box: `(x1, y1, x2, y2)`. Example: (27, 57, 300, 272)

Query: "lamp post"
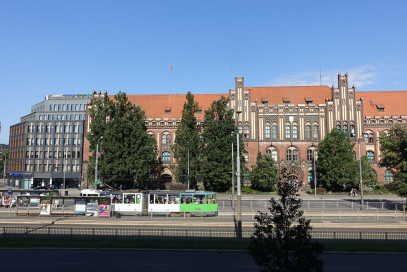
(312, 141, 318, 198)
(187, 141, 190, 190)
(231, 132, 235, 209)
(358, 136, 364, 209)
(0, 151, 7, 186)
(95, 136, 103, 190)
(236, 110, 242, 239)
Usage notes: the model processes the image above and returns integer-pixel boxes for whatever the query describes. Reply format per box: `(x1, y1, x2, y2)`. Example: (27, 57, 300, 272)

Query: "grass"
(1, 237, 407, 252)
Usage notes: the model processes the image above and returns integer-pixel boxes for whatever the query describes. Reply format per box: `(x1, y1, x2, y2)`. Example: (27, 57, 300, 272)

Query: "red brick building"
(82, 73, 407, 189)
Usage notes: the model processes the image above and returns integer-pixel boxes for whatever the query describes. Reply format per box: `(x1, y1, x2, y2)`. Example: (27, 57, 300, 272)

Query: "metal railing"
(2, 226, 407, 241)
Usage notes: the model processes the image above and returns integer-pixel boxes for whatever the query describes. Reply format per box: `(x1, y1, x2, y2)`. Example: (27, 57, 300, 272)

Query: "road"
(0, 249, 405, 272)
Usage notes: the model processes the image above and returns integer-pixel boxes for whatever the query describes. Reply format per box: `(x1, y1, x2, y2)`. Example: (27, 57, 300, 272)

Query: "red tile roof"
(108, 93, 225, 119)
(356, 91, 407, 117)
(249, 86, 332, 105)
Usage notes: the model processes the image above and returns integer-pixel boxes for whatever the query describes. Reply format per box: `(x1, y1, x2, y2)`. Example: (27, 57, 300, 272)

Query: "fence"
(1, 226, 407, 241)
(218, 200, 406, 211)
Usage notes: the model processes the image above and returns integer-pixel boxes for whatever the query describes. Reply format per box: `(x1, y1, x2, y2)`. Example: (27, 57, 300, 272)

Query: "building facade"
(7, 94, 91, 189)
(81, 73, 407, 189)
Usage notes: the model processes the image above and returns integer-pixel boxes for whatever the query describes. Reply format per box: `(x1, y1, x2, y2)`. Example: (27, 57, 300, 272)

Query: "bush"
(309, 188, 327, 195)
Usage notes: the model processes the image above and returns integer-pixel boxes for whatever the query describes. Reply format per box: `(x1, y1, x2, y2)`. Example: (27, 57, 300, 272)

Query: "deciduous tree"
(250, 152, 278, 192)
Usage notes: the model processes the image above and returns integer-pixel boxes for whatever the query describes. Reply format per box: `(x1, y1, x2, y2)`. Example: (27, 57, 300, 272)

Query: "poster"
(98, 198, 110, 216)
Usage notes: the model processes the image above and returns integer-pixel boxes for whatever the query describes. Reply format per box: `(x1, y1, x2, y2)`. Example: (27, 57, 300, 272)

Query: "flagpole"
(170, 64, 172, 95)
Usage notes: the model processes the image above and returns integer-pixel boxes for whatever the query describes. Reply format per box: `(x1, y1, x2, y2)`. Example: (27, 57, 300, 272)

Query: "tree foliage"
(250, 152, 278, 192)
(379, 125, 407, 197)
(359, 155, 377, 188)
(172, 92, 201, 188)
(200, 96, 245, 192)
(317, 129, 357, 191)
(87, 92, 156, 189)
(0, 149, 8, 175)
(249, 167, 323, 272)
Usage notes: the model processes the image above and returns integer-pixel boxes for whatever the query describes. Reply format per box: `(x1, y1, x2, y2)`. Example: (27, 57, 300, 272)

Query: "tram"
(79, 189, 218, 216)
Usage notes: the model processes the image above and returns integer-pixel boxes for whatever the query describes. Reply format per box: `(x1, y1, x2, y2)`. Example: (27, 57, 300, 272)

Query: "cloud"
(270, 65, 377, 88)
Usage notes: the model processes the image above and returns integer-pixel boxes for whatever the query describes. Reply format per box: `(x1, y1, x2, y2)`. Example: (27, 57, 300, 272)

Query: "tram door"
(114, 193, 142, 215)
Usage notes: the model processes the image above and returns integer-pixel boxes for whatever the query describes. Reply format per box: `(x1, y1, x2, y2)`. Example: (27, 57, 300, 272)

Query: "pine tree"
(251, 152, 278, 192)
(87, 92, 156, 189)
(172, 92, 201, 188)
(249, 167, 324, 272)
(200, 96, 245, 192)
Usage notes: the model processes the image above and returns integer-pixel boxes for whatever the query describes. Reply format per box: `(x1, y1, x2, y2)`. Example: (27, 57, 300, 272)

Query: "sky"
(1, 0, 406, 144)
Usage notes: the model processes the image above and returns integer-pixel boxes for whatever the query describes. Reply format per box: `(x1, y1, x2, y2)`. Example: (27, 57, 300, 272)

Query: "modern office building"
(7, 94, 91, 189)
(82, 73, 407, 189)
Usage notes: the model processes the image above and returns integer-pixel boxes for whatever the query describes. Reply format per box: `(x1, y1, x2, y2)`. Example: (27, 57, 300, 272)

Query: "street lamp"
(236, 110, 242, 239)
(95, 136, 103, 190)
(231, 132, 235, 209)
(358, 135, 366, 209)
(187, 141, 190, 190)
(312, 141, 318, 198)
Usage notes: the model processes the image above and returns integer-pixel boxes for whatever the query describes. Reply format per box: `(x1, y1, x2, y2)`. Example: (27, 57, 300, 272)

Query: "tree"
(172, 92, 201, 189)
(359, 155, 377, 188)
(251, 152, 278, 192)
(317, 129, 357, 191)
(200, 96, 245, 192)
(0, 149, 8, 175)
(87, 92, 156, 189)
(379, 125, 407, 197)
(249, 167, 323, 272)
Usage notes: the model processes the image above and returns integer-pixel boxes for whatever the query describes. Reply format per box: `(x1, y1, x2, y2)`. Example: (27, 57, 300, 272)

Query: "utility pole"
(358, 137, 364, 209)
(187, 141, 190, 190)
(95, 136, 103, 190)
(231, 133, 235, 209)
(236, 111, 242, 239)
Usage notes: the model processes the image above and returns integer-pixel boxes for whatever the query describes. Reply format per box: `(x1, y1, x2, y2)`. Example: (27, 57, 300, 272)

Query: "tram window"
(206, 195, 212, 204)
(194, 195, 204, 204)
(181, 195, 192, 204)
(168, 195, 179, 204)
(136, 194, 141, 204)
(212, 195, 217, 204)
(149, 195, 154, 204)
(155, 195, 166, 204)
(125, 194, 135, 204)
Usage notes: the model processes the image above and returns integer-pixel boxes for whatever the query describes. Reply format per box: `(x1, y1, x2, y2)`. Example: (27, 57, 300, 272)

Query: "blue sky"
(1, 0, 406, 144)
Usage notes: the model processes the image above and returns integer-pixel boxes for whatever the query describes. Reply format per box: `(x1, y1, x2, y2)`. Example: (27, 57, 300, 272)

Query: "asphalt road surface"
(0, 249, 406, 272)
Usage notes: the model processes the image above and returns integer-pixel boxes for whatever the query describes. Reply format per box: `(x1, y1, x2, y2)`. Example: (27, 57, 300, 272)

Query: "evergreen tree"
(379, 125, 407, 197)
(0, 149, 8, 175)
(359, 155, 378, 188)
(172, 92, 201, 189)
(251, 152, 278, 192)
(87, 92, 156, 189)
(249, 167, 324, 272)
(200, 96, 245, 192)
(317, 129, 357, 191)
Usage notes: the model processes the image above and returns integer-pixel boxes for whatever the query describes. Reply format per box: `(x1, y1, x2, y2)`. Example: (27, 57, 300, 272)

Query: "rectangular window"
(285, 125, 291, 139)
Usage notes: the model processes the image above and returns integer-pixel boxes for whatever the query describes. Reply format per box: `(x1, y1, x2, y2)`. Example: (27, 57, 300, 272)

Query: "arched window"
(308, 170, 314, 183)
(313, 125, 318, 139)
(292, 125, 298, 139)
(367, 151, 375, 161)
(384, 169, 394, 183)
(244, 125, 249, 139)
(292, 149, 298, 161)
(266, 149, 271, 156)
(265, 125, 270, 139)
(364, 133, 369, 144)
(162, 133, 171, 144)
(272, 125, 278, 139)
(306, 125, 311, 139)
(307, 149, 313, 161)
(285, 125, 291, 139)
(272, 150, 278, 162)
(350, 124, 355, 137)
(286, 149, 292, 161)
(343, 125, 348, 137)
(162, 151, 171, 162)
(369, 133, 374, 144)
(336, 124, 341, 132)
(238, 125, 242, 134)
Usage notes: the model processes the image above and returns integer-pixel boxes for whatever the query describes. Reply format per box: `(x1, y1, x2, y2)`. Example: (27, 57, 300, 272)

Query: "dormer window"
(376, 104, 385, 112)
(165, 106, 171, 114)
(196, 107, 202, 114)
(283, 97, 290, 105)
(305, 97, 313, 105)
(261, 98, 268, 105)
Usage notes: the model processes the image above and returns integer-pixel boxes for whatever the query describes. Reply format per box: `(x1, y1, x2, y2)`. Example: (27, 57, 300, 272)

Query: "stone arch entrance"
(286, 165, 304, 187)
(159, 167, 173, 189)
